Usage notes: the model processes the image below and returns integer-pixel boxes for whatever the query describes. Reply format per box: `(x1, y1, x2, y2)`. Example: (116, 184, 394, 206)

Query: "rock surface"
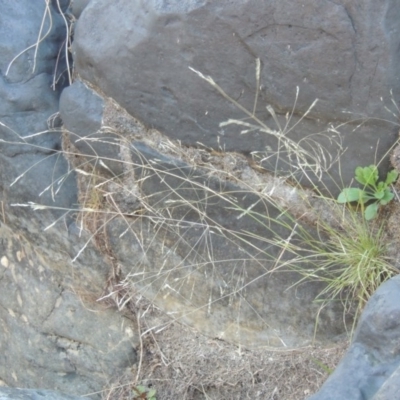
(73, 0, 400, 195)
(0, 388, 85, 400)
(70, 0, 91, 18)
(309, 275, 400, 400)
(0, 221, 138, 397)
(0, 2, 138, 398)
(60, 79, 350, 348)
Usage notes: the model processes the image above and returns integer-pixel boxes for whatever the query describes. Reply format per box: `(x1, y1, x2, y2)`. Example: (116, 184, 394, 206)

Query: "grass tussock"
(189, 58, 399, 334)
(279, 200, 396, 334)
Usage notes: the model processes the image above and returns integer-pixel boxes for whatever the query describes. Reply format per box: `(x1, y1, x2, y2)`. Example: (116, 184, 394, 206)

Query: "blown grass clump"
(229, 193, 397, 335)
(190, 58, 400, 332)
(285, 199, 397, 332)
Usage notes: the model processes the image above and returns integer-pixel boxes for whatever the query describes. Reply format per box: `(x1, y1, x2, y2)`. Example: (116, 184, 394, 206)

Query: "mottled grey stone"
(0, 387, 84, 400)
(0, 223, 138, 398)
(98, 141, 348, 348)
(0, 2, 139, 398)
(309, 275, 400, 400)
(72, 0, 400, 195)
(57, 77, 352, 348)
(372, 365, 400, 400)
(60, 81, 123, 175)
(71, 0, 91, 18)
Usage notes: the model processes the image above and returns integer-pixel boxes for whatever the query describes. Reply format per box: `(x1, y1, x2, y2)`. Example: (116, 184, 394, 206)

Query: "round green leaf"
(337, 188, 365, 203)
(380, 190, 394, 205)
(374, 190, 385, 200)
(365, 203, 379, 220)
(386, 170, 398, 185)
(355, 165, 378, 186)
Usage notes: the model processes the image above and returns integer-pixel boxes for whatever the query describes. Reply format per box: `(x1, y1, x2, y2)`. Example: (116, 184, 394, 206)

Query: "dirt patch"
(104, 297, 348, 400)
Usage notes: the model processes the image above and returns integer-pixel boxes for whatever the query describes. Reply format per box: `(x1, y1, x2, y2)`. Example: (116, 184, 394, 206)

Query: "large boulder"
(72, 0, 400, 195)
(309, 275, 400, 400)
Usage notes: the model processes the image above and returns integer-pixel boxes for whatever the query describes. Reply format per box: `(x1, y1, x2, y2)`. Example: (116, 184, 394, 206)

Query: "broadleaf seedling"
(337, 165, 398, 220)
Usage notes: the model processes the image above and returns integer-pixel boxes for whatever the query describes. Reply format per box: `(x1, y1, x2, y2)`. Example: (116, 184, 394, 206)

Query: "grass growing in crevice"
(188, 58, 399, 337)
(5, 99, 398, 343)
(310, 209, 395, 327)
(274, 199, 396, 336)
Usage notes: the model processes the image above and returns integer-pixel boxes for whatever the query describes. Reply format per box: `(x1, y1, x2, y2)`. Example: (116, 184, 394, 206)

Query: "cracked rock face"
(73, 0, 400, 195)
(0, 2, 138, 398)
(0, 219, 138, 397)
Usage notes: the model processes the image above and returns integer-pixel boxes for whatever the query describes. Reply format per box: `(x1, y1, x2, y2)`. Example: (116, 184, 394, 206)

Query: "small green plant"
(337, 165, 398, 220)
(310, 357, 334, 375)
(132, 385, 156, 400)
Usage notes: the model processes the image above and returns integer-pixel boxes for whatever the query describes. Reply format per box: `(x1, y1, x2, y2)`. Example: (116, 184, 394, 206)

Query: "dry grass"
(5, 0, 73, 88)
(100, 295, 348, 400)
(2, 107, 353, 399)
(2, 30, 400, 398)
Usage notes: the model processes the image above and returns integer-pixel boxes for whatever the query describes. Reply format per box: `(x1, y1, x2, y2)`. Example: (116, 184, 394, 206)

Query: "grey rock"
(102, 140, 347, 348)
(0, 0, 76, 218)
(58, 77, 350, 349)
(2, 0, 400, 397)
(57, 70, 352, 348)
(60, 81, 123, 175)
(0, 1, 139, 398)
(0, 223, 138, 397)
(60, 81, 104, 137)
(372, 365, 400, 400)
(70, 0, 91, 18)
(0, 387, 84, 400)
(0, 1, 65, 83)
(309, 275, 400, 400)
(72, 0, 400, 195)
